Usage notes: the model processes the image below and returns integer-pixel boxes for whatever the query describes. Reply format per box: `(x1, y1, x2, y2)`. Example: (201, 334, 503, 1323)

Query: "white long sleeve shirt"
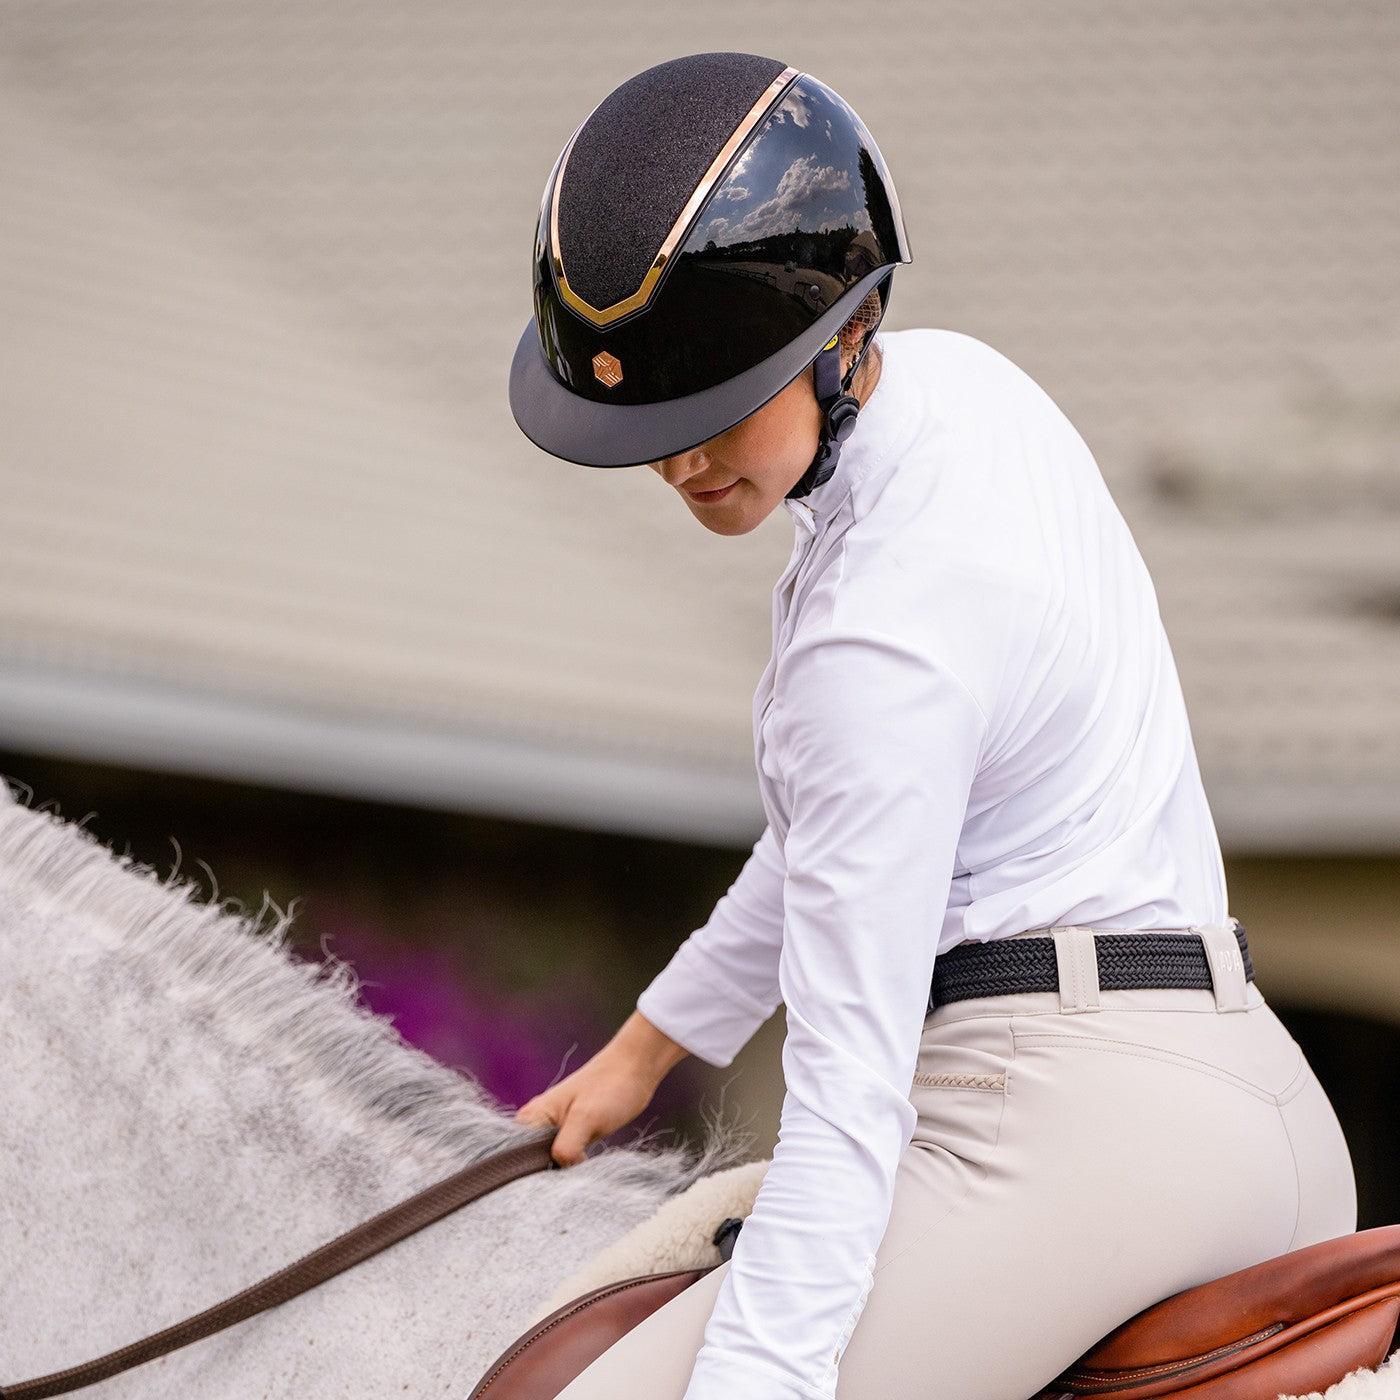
(635, 328, 1229, 1400)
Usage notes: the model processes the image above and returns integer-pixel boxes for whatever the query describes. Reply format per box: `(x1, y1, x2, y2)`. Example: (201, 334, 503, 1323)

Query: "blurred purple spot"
(318, 912, 605, 1110)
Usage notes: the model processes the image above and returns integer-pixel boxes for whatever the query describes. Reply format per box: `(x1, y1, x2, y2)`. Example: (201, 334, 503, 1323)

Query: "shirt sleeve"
(682, 629, 987, 1400)
(635, 824, 787, 1068)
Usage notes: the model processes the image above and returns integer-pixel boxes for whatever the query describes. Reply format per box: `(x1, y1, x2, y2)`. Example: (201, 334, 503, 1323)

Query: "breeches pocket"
(1008, 1001, 1309, 1107)
(906, 1028, 1012, 1164)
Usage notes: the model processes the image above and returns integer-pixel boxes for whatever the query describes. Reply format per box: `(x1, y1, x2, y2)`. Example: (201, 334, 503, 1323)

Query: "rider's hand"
(515, 1011, 690, 1166)
(515, 1054, 655, 1166)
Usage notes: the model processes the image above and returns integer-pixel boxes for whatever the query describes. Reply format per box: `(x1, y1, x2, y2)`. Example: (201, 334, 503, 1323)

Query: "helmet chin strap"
(785, 334, 869, 501)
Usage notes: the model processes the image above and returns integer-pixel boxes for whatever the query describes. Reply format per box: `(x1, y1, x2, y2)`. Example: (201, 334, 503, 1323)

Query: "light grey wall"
(1, 0, 1397, 847)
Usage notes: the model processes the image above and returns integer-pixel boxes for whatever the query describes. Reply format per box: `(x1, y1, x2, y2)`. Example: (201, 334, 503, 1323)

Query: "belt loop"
(1196, 921, 1249, 1012)
(1051, 926, 1101, 1013)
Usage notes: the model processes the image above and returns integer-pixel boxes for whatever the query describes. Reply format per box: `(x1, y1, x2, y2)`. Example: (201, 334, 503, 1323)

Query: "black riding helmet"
(509, 52, 911, 498)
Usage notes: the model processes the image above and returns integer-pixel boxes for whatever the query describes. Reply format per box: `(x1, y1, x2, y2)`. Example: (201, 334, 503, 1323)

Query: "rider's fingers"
(514, 1099, 550, 1126)
(550, 1113, 593, 1167)
(516, 1077, 575, 1119)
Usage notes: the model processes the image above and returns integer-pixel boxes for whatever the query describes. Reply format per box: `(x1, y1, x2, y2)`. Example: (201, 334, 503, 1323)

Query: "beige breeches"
(556, 960, 1356, 1400)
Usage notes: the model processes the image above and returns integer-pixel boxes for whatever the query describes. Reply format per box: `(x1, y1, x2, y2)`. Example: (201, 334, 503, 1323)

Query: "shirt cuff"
(635, 938, 777, 1068)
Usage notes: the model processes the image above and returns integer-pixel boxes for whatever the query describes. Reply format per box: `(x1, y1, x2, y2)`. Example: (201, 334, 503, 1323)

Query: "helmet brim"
(508, 266, 894, 469)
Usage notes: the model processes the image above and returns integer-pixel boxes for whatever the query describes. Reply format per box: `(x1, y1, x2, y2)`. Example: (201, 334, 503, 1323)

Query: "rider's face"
(649, 370, 822, 537)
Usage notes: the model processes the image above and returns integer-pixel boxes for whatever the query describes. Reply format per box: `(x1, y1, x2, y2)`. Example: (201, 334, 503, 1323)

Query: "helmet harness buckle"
(786, 331, 871, 501)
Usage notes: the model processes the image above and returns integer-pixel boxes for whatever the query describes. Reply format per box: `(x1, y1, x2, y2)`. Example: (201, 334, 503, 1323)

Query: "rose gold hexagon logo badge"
(592, 351, 623, 388)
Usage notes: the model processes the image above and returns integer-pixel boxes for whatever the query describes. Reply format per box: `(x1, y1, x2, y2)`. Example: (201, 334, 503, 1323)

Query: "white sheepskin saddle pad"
(529, 1158, 769, 1324)
(530, 1159, 1400, 1399)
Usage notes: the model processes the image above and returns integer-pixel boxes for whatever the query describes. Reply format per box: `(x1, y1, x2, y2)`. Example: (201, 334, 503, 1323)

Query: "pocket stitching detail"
(911, 1071, 1007, 1091)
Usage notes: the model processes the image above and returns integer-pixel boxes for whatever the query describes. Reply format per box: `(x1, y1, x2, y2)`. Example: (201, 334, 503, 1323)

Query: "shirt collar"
(782, 332, 906, 535)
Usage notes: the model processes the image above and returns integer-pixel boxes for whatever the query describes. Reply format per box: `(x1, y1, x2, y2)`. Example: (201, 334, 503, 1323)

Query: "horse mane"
(0, 780, 743, 1195)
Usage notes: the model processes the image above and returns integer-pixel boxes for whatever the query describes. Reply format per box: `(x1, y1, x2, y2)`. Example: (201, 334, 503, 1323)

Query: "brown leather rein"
(0, 1134, 558, 1399)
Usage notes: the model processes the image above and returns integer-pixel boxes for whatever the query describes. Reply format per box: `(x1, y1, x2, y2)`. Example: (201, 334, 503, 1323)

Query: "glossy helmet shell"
(509, 52, 911, 468)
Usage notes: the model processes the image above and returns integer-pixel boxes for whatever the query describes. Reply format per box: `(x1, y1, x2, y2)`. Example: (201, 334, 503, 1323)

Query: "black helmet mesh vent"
(555, 52, 789, 315)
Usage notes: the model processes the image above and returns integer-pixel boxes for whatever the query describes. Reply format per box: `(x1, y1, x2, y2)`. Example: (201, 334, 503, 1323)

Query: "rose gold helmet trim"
(548, 66, 799, 328)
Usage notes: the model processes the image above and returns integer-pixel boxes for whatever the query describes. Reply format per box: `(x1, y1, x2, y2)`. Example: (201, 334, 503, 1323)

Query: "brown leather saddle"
(467, 1224, 1400, 1400)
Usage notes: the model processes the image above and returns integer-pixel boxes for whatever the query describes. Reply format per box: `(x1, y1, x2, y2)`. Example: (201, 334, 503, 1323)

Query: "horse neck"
(0, 795, 727, 1396)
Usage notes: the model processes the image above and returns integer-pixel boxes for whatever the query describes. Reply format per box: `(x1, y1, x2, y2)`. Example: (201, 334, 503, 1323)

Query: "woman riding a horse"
(510, 51, 1357, 1400)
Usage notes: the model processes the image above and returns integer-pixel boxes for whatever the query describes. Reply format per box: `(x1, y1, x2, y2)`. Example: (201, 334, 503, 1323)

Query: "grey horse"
(0, 786, 738, 1398)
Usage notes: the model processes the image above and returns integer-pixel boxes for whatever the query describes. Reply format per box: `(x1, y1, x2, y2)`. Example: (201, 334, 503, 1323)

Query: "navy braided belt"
(928, 923, 1254, 1013)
